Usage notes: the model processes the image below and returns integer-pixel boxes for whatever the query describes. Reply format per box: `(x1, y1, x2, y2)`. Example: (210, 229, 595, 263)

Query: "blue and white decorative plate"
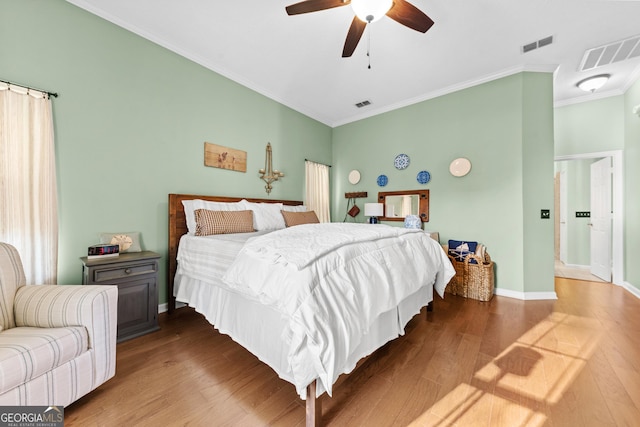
(417, 170, 431, 184)
(394, 153, 410, 170)
(377, 174, 388, 187)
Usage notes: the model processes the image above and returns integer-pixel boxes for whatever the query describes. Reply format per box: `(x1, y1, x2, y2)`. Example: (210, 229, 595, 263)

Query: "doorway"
(554, 150, 623, 285)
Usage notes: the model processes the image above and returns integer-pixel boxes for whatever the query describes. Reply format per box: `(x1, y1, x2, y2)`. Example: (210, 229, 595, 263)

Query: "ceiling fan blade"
(386, 0, 434, 33)
(286, 0, 349, 15)
(342, 16, 367, 57)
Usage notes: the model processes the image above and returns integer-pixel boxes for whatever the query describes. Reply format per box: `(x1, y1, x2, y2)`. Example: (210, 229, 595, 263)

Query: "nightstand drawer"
(92, 261, 157, 283)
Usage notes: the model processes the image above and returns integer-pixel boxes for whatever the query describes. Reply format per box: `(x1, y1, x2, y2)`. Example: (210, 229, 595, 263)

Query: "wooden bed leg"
(306, 380, 321, 427)
(427, 301, 433, 313)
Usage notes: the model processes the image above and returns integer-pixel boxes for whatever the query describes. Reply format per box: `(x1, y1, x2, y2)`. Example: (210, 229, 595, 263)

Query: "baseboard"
(494, 288, 558, 300)
(158, 301, 186, 314)
(622, 282, 640, 299)
(562, 263, 590, 270)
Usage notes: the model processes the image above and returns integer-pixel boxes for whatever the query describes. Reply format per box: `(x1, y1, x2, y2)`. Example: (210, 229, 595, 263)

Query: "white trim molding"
(495, 288, 558, 301)
(623, 282, 640, 300)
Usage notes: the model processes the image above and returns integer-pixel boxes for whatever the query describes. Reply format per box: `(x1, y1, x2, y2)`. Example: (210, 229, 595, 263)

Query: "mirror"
(378, 190, 429, 222)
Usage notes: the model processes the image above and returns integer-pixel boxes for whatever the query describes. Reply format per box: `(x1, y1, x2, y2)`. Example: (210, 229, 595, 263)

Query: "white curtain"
(0, 82, 58, 284)
(305, 161, 330, 223)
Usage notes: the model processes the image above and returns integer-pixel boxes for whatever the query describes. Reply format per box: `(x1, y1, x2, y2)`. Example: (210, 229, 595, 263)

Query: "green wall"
(624, 78, 640, 290)
(332, 73, 556, 295)
(1, 0, 332, 304)
(554, 96, 625, 156)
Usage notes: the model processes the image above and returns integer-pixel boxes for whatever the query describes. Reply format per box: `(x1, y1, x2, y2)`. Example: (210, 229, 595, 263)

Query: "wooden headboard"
(167, 193, 303, 313)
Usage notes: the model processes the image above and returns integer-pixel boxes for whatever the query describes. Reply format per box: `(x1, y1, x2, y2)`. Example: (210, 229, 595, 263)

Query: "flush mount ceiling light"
(351, 0, 393, 23)
(576, 74, 610, 93)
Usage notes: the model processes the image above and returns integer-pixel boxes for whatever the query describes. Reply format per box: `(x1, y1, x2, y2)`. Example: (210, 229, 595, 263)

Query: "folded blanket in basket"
(448, 240, 478, 262)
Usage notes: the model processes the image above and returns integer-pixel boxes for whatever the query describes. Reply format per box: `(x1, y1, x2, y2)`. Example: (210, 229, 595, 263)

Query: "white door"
(590, 157, 612, 281)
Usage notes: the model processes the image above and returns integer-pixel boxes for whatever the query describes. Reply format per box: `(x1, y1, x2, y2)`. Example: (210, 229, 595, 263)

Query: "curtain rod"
(305, 159, 332, 167)
(0, 79, 58, 98)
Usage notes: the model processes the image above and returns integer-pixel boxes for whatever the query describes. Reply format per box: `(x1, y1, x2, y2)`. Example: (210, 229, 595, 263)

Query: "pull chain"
(367, 24, 372, 69)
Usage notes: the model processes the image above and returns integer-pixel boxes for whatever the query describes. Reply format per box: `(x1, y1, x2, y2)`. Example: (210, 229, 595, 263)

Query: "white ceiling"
(67, 0, 640, 127)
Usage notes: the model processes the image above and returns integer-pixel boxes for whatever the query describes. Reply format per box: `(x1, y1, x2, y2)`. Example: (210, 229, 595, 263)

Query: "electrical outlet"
(541, 209, 550, 219)
(575, 211, 591, 218)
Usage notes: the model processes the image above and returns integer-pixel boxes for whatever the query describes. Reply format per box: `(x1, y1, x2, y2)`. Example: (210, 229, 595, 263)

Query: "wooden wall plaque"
(204, 142, 247, 172)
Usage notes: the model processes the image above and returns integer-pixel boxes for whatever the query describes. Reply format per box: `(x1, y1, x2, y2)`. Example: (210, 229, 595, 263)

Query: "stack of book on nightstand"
(87, 244, 119, 260)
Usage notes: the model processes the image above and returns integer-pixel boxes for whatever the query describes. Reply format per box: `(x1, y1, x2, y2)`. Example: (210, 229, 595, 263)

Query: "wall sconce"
(259, 142, 284, 194)
(633, 105, 640, 117)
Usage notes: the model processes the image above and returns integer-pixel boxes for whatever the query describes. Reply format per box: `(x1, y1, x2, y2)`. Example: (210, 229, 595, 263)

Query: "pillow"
(194, 209, 255, 236)
(281, 205, 308, 213)
(99, 232, 142, 253)
(182, 199, 246, 235)
(448, 240, 478, 262)
(281, 210, 320, 227)
(243, 201, 286, 230)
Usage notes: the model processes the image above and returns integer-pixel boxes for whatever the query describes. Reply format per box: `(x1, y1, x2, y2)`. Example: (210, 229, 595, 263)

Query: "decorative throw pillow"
(281, 210, 320, 227)
(99, 232, 142, 253)
(182, 199, 247, 235)
(448, 239, 478, 262)
(194, 209, 255, 236)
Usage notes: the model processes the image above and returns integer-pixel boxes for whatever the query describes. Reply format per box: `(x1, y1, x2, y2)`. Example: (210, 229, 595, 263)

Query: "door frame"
(555, 150, 623, 286)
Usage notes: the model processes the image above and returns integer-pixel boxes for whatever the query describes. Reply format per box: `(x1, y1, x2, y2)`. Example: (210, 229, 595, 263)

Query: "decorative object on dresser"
(364, 203, 383, 224)
(81, 251, 161, 342)
(404, 214, 422, 229)
(99, 232, 141, 253)
(204, 142, 247, 172)
(258, 142, 284, 194)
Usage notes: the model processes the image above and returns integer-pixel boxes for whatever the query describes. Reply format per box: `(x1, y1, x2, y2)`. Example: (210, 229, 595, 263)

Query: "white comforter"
(222, 223, 454, 397)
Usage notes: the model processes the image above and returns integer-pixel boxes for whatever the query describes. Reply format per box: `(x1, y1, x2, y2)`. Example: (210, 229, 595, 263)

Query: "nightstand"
(81, 251, 161, 342)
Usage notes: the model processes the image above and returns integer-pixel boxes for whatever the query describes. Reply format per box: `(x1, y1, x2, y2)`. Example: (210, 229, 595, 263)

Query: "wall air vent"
(579, 34, 640, 71)
(521, 35, 553, 54)
(355, 100, 371, 108)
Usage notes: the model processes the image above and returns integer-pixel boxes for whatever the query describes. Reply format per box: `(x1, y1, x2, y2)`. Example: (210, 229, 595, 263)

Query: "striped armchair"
(0, 242, 118, 406)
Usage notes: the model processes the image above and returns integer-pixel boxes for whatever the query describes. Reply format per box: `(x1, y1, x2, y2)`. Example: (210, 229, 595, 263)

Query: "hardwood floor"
(64, 278, 640, 426)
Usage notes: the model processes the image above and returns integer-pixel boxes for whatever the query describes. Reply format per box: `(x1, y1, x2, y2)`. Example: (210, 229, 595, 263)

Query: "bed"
(167, 193, 455, 426)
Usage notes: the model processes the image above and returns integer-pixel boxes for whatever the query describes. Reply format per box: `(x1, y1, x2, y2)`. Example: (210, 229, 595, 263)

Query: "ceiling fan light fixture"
(576, 74, 610, 93)
(351, 0, 392, 23)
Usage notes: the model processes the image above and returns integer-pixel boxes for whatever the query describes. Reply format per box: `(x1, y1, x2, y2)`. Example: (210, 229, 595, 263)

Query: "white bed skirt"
(174, 269, 432, 399)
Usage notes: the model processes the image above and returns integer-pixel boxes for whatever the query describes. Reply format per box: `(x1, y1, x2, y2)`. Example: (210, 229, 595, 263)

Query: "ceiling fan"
(285, 0, 434, 57)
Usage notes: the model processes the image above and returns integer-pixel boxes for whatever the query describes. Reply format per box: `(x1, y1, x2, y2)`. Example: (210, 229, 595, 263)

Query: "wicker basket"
(445, 253, 466, 297)
(446, 251, 495, 301)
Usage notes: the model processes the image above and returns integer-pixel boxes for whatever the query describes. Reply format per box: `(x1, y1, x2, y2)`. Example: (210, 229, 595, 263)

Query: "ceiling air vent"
(522, 35, 553, 54)
(579, 34, 640, 71)
(355, 100, 371, 108)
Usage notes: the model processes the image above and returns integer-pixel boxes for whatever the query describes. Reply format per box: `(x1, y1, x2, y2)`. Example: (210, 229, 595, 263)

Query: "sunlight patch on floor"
(409, 311, 604, 426)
